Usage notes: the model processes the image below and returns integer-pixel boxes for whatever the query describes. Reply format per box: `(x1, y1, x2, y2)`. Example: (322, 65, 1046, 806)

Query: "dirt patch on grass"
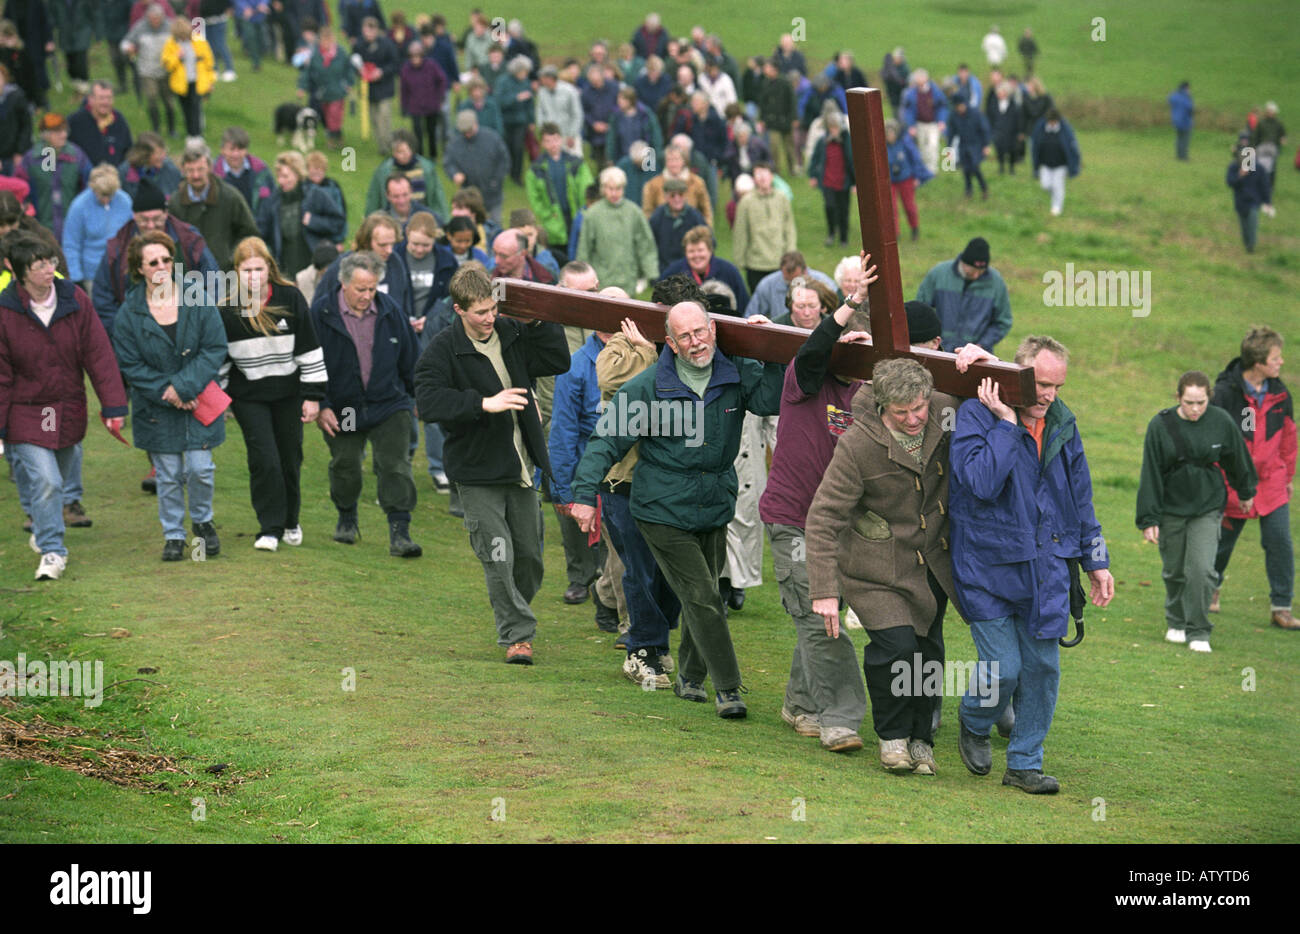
(0, 708, 181, 791)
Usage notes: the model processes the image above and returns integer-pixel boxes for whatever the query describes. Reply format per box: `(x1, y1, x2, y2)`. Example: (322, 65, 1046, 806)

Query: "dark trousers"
(65, 50, 89, 82)
(745, 267, 777, 294)
(559, 507, 604, 589)
(1175, 127, 1190, 161)
(637, 520, 740, 691)
(862, 570, 947, 743)
(412, 112, 440, 158)
(962, 164, 987, 194)
(603, 491, 680, 652)
(504, 121, 528, 184)
(1215, 503, 1294, 609)
(232, 396, 303, 539)
(179, 82, 203, 137)
(996, 145, 1017, 174)
(322, 408, 417, 524)
(822, 187, 851, 243)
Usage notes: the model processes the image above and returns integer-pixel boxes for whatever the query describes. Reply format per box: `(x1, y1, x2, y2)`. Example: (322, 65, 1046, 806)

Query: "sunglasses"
(145, 257, 174, 267)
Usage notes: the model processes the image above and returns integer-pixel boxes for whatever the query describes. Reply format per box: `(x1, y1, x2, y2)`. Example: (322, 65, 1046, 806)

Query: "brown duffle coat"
(805, 382, 961, 636)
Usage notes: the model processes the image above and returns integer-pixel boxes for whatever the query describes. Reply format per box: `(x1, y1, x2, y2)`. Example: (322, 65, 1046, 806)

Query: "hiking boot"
(63, 501, 92, 527)
(1209, 589, 1220, 613)
(908, 739, 937, 775)
(613, 629, 629, 649)
(673, 676, 707, 703)
(593, 591, 619, 631)
(780, 706, 821, 737)
(192, 521, 220, 557)
(879, 738, 914, 772)
(334, 516, 360, 544)
(35, 552, 66, 581)
(142, 466, 157, 494)
(996, 704, 1016, 738)
(564, 583, 589, 605)
(505, 641, 533, 665)
(623, 649, 669, 689)
(820, 726, 864, 753)
(958, 714, 992, 775)
(1165, 628, 1187, 644)
(715, 689, 747, 719)
(1002, 768, 1060, 794)
(388, 520, 422, 557)
(1271, 609, 1299, 630)
(162, 539, 185, 561)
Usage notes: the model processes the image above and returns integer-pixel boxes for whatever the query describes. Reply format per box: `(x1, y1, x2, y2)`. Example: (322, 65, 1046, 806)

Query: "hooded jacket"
(1212, 357, 1295, 518)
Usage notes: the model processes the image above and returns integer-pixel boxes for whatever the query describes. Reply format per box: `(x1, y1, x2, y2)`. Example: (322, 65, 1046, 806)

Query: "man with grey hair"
(576, 165, 658, 296)
(901, 68, 947, 176)
(310, 250, 423, 557)
(167, 140, 259, 271)
(950, 335, 1114, 793)
(444, 109, 510, 226)
(535, 65, 584, 157)
(570, 299, 783, 719)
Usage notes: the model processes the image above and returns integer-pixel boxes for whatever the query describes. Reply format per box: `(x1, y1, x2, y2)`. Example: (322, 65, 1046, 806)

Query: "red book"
(192, 381, 231, 426)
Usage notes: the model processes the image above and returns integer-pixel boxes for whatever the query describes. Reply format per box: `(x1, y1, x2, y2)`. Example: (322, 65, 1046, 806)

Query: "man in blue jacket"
(949, 335, 1114, 794)
(312, 251, 423, 558)
(1168, 81, 1193, 161)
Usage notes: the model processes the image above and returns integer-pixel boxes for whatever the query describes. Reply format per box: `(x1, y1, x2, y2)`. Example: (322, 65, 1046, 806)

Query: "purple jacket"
(400, 57, 449, 116)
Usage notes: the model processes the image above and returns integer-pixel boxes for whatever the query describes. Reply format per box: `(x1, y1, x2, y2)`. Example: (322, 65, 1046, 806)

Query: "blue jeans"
(152, 449, 216, 541)
(6, 442, 82, 513)
(8, 443, 79, 556)
(408, 413, 445, 481)
(206, 18, 235, 73)
(601, 490, 680, 652)
(960, 612, 1060, 771)
(1215, 503, 1294, 610)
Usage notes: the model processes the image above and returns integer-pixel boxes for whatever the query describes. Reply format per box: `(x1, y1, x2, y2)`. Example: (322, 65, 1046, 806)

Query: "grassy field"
(1, 0, 1298, 843)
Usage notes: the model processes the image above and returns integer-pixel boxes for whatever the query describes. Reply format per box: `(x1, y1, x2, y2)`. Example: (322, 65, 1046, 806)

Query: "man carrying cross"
(569, 300, 784, 719)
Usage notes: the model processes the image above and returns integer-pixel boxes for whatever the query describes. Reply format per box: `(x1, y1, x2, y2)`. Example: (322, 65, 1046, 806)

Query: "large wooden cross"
(496, 88, 1033, 403)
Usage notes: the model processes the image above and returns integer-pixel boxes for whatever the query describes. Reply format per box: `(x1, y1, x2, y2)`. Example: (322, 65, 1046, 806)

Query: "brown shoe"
(1209, 588, 1220, 613)
(63, 501, 92, 528)
(1271, 610, 1299, 630)
(506, 641, 534, 664)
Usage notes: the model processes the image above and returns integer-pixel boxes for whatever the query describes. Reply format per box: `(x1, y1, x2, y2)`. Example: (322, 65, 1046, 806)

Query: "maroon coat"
(0, 278, 127, 449)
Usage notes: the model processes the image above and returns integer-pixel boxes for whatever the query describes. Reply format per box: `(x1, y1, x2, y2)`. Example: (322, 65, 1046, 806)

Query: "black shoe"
(727, 587, 745, 612)
(142, 468, 157, 494)
(673, 676, 708, 703)
(1002, 768, 1060, 794)
(191, 521, 220, 557)
(593, 591, 619, 632)
(719, 577, 732, 608)
(996, 704, 1016, 738)
(388, 520, 422, 557)
(334, 516, 360, 544)
(162, 538, 185, 562)
(911, 226, 920, 242)
(564, 583, 589, 605)
(957, 715, 992, 776)
(715, 688, 748, 719)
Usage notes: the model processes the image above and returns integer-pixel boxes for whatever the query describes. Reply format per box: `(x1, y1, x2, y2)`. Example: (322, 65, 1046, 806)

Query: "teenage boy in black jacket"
(413, 263, 570, 664)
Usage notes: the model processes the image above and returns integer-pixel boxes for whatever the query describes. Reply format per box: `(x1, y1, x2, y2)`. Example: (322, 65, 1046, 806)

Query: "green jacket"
(363, 154, 449, 219)
(299, 46, 355, 102)
(49, 0, 101, 52)
(111, 283, 228, 454)
(166, 178, 261, 270)
(525, 152, 593, 247)
(571, 345, 784, 530)
(732, 189, 796, 271)
(576, 198, 659, 296)
(457, 98, 504, 136)
(1135, 404, 1257, 529)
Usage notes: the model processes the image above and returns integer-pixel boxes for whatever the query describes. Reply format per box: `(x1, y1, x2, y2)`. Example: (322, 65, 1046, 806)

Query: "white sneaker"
(35, 552, 66, 580)
(29, 533, 40, 554)
(844, 607, 864, 630)
(1188, 640, 1212, 653)
(282, 526, 303, 546)
(254, 535, 279, 551)
(222, 70, 237, 82)
(1165, 628, 1187, 644)
(1050, 205, 1062, 216)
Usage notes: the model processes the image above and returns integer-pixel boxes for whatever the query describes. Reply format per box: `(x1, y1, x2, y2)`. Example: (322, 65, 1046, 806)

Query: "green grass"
(1, 0, 1298, 843)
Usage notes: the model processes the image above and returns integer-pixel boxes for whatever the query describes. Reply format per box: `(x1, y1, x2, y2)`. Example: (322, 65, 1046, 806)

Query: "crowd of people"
(0, 3, 1294, 797)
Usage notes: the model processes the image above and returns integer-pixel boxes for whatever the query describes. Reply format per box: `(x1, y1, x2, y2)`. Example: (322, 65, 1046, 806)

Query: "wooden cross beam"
(496, 278, 1032, 400)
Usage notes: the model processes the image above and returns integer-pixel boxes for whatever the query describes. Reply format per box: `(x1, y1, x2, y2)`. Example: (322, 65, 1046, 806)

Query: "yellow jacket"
(161, 38, 216, 97)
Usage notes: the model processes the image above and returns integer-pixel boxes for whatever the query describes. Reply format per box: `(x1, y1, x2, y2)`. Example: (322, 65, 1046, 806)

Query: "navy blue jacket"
(660, 255, 750, 316)
(310, 287, 418, 431)
(312, 249, 414, 320)
(393, 240, 457, 319)
(548, 333, 606, 503)
(948, 397, 1109, 638)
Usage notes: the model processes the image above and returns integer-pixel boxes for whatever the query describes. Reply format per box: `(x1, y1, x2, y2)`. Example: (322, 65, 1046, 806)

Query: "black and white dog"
(273, 103, 319, 153)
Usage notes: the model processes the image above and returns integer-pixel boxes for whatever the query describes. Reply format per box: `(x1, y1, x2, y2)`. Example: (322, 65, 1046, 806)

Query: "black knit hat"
(904, 300, 942, 344)
(959, 236, 989, 268)
(132, 179, 166, 213)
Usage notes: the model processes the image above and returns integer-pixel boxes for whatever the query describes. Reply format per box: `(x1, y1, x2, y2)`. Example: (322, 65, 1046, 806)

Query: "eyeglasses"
(29, 259, 57, 271)
(144, 257, 174, 267)
(673, 327, 711, 345)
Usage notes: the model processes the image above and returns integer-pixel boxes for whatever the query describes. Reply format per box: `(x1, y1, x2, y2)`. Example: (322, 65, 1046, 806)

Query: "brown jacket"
(641, 172, 712, 226)
(594, 333, 658, 486)
(805, 383, 959, 636)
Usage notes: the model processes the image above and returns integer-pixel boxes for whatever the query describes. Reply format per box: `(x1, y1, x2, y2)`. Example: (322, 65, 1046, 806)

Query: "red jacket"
(0, 278, 128, 449)
(1213, 358, 1296, 518)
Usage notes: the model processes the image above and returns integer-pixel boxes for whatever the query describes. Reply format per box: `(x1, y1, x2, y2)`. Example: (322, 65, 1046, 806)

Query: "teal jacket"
(571, 345, 784, 531)
(915, 257, 1012, 354)
(363, 154, 449, 219)
(299, 46, 355, 102)
(111, 282, 228, 454)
